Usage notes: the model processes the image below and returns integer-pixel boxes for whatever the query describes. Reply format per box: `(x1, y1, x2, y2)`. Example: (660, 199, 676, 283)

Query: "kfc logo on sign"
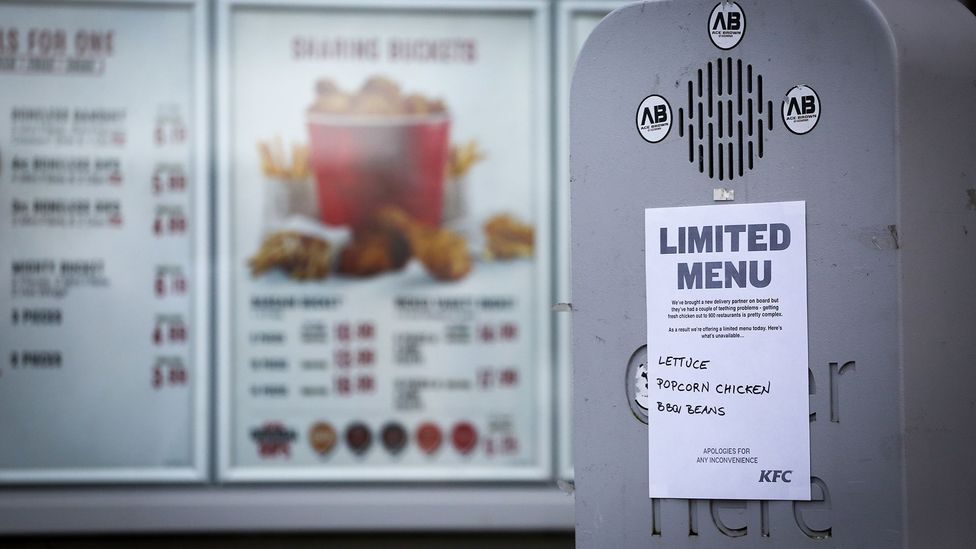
(251, 422, 297, 458)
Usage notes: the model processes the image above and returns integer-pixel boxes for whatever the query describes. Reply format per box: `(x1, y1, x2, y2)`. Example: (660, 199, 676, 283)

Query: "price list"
(0, 1, 205, 481)
(220, 3, 552, 481)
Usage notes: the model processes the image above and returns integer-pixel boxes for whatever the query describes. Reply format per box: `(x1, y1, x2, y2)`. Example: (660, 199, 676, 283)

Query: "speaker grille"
(678, 58, 772, 180)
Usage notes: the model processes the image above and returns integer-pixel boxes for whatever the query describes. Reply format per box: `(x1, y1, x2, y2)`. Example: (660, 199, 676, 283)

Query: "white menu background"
(0, 0, 207, 481)
(219, 1, 552, 480)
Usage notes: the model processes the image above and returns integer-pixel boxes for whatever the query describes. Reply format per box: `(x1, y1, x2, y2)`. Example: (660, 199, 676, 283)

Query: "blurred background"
(0, 0, 973, 547)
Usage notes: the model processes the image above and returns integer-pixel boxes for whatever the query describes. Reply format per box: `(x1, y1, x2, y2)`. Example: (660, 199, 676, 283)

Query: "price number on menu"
(0, 29, 20, 55)
(153, 121, 187, 146)
(154, 267, 188, 297)
(152, 207, 187, 236)
(484, 435, 519, 456)
(476, 367, 519, 390)
(151, 165, 187, 195)
(152, 317, 188, 345)
(334, 374, 375, 396)
(333, 348, 375, 368)
(477, 322, 519, 343)
(335, 322, 376, 342)
(152, 358, 188, 390)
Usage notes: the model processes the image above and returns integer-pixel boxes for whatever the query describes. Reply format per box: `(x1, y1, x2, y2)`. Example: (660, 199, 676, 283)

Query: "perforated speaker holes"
(677, 58, 774, 181)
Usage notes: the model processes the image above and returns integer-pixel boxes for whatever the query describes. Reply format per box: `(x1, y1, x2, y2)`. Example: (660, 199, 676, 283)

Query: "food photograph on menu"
(220, 3, 551, 480)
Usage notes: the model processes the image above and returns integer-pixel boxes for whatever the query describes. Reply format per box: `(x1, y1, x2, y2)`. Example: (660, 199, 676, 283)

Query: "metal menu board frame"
(216, 0, 554, 482)
(0, 0, 210, 484)
(0, 484, 574, 533)
(554, 0, 621, 481)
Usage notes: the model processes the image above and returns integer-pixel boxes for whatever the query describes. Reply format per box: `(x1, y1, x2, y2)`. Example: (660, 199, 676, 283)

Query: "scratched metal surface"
(571, 0, 920, 546)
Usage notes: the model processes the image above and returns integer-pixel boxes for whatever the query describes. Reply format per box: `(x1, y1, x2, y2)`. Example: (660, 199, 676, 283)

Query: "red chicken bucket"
(307, 113, 451, 227)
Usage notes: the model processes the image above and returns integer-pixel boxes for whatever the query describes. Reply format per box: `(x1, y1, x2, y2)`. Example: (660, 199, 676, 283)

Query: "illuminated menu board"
(0, 0, 208, 482)
(217, 0, 553, 481)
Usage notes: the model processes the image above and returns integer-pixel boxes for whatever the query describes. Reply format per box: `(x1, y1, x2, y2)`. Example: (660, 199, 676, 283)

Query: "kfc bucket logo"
(251, 422, 297, 458)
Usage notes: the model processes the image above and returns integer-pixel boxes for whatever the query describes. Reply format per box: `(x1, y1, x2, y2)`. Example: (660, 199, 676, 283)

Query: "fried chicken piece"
(309, 91, 352, 114)
(249, 231, 332, 280)
(484, 214, 534, 259)
(337, 228, 411, 277)
(351, 92, 401, 116)
(413, 227, 472, 281)
(372, 205, 425, 242)
(307, 75, 445, 117)
(359, 75, 401, 100)
(315, 78, 339, 97)
(373, 205, 427, 253)
(427, 99, 447, 114)
(401, 94, 447, 116)
(374, 205, 471, 281)
(401, 93, 430, 115)
(373, 205, 417, 237)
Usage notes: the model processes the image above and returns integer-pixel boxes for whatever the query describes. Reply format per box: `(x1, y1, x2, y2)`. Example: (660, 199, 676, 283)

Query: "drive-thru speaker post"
(570, 0, 976, 547)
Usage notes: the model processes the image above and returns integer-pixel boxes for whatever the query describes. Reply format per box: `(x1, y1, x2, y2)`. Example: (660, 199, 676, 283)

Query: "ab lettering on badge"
(647, 358, 856, 539)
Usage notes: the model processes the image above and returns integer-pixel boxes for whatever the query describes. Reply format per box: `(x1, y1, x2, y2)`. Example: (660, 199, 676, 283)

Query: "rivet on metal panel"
(793, 477, 833, 539)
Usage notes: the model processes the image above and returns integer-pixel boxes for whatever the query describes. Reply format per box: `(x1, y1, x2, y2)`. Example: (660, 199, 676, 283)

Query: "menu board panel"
(218, 0, 552, 480)
(0, 0, 208, 481)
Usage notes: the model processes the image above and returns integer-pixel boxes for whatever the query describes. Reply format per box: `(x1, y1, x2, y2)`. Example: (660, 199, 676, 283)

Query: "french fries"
(447, 140, 485, 179)
(258, 137, 310, 181)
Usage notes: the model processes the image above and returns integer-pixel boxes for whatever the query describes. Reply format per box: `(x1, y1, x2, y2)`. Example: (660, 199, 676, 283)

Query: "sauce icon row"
(307, 421, 478, 456)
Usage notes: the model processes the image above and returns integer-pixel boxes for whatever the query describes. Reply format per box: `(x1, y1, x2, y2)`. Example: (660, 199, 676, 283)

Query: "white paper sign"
(644, 201, 810, 500)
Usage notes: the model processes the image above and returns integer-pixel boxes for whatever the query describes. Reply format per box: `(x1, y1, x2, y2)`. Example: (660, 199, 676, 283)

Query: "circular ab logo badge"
(636, 95, 672, 143)
(708, 2, 745, 50)
(782, 85, 821, 135)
